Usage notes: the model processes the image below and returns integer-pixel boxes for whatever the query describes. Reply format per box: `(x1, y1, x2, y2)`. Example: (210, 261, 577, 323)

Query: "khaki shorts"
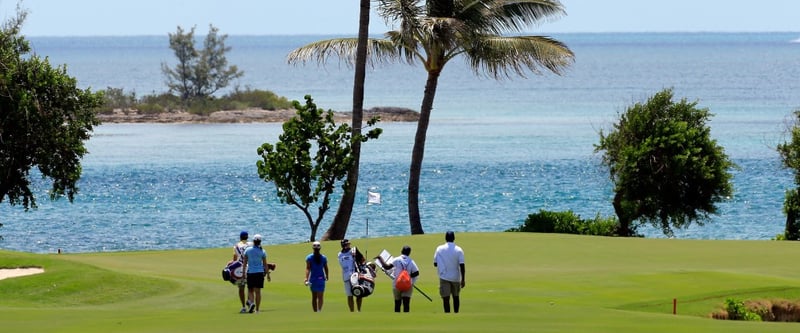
(439, 279, 461, 298)
(393, 286, 414, 299)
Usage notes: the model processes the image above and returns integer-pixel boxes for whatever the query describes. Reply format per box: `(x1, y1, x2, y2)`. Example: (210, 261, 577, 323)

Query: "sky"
(0, 0, 798, 36)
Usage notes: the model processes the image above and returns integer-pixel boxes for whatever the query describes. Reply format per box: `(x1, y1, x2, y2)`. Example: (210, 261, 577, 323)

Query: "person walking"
(243, 234, 269, 313)
(376, 245, 420, 312)
(433, 231, 465, 313)
(305, 241, 329, 312)
(233, 230, 251, 313)
(338, 239, 365, 312)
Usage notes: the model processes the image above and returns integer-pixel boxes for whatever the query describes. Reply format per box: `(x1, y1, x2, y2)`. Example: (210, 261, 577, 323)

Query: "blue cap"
(240, 231, 248, 239)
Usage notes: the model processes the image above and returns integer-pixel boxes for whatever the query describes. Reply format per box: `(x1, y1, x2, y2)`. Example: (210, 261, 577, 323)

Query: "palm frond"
(287, 38, 400, 67)
(465, 35, 574, 79)
(378, 0, 426, 63)
(377, 0, 424, 29)
(385, 31, 419, 64)
(492, 0, 566, 32)
(459, 0, 566, 34)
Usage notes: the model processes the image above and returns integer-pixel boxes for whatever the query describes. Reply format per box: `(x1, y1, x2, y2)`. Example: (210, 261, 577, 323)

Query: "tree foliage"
(776, 110, 800, 240)
(0, 8, 102, 224)
(161, 25, 243, 103)
(256, 95, 381, 241)
(289, 0, 574, 235)
(595, 89, 735, 237)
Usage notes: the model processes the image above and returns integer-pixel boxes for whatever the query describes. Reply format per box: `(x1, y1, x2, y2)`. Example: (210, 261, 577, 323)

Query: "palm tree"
(322, 0, 373, 241)
(288, 0, 574, 235)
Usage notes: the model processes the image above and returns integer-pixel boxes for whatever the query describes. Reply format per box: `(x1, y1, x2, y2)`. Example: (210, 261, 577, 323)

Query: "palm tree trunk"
(408, 70, 441, 235)
(323, 0, 370, 241)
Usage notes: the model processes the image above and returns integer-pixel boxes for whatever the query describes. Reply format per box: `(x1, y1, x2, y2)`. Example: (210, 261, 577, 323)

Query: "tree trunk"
(785, 189, 800, 240)
(786, 210, 797, 240)
(612, 191, 632, 236)
(323, 0, 370, 241)
(408, 70, 440, 235)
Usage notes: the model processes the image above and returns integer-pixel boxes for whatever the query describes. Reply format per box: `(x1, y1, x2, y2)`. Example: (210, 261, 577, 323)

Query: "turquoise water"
(2, 33, 800, 253)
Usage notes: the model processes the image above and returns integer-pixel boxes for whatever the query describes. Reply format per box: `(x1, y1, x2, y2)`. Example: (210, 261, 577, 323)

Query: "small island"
(96, 106, 420, 124)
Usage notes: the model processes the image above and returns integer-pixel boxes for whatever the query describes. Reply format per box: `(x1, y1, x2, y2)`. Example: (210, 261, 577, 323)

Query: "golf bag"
(349, 247, 376, 297)
(222, 260, 243, 284)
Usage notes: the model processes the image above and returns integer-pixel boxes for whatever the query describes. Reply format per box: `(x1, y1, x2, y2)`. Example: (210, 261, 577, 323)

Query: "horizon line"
(22, 30, 800, 38)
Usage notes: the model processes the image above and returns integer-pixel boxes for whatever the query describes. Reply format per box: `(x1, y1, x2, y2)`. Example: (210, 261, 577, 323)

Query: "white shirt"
(233, 240, 249, 263)
(338, 249, 355, 281)
(390, 254, 419, 288)
(434, 242, 464, 282)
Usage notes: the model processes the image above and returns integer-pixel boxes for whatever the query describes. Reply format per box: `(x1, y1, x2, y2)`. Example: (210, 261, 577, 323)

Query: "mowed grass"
(2, 232, 800, 332)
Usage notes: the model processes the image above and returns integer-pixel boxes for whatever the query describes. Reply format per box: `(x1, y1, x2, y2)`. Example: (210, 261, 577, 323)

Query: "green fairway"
(2, 232, 800, 332)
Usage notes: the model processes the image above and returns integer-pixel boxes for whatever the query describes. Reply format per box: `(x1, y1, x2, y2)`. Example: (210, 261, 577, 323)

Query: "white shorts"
(343, 280, 354, 296)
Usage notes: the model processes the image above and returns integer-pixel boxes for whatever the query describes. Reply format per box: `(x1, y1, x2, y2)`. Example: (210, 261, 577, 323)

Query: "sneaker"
(248, 302, 256, 313)
(239, 308, 247, 313)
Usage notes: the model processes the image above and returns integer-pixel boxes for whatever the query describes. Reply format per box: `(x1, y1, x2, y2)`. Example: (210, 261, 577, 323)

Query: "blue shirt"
(306, 253, 328, 281)
(244, 245, 267, 273)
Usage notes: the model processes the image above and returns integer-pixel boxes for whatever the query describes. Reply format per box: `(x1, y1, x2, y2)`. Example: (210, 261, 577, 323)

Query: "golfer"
(305, 241, 329, 312)
(243, 234, 268, 313)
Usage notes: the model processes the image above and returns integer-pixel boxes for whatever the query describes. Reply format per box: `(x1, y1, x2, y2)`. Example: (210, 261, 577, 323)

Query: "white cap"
(312, 241, 321, 248)
(253, 234, 263, 242)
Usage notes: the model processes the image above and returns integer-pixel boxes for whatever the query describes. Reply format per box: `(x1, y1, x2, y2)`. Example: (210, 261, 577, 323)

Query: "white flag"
(367, 191, 381, 205)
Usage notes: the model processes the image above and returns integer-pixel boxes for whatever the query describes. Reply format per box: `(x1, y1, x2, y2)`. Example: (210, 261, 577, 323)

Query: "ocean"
(2, 33, 800, 253)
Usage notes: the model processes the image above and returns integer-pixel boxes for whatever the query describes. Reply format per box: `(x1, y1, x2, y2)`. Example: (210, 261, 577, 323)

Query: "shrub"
(580, 214, 621, 236)
(136, 103, 165, 114)
(217, 100, 248, 111)
(506, 210, 625, 236)
(222, 87, 293, 110)
(506, 210, 579, 233)
(724, 298, 762, 321)
(186, 98, 221, 116)
(98, 87, 136, 114)
(137, 93, 181, 112)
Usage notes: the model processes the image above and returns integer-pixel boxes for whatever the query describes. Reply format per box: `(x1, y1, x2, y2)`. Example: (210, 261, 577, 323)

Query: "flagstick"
(365, 187, 380, 258)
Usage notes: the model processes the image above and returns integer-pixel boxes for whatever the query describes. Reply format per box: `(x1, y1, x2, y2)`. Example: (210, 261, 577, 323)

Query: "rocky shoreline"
(97, 107, 420, 124)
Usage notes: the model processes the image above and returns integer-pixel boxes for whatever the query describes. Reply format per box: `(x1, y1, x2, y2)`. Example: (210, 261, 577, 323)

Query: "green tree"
(595, 89, 735, 237)
(776, 110, 800, 240)
(323, 0, 373, 241)
(161, 25, 243, 103)
(289, 0, 574, 235)
(256, 95, 381, 241)
(0, 7, 102, 233)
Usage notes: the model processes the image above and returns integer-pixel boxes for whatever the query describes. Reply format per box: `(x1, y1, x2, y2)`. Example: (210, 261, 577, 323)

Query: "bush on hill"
(506, 209, 633, 237)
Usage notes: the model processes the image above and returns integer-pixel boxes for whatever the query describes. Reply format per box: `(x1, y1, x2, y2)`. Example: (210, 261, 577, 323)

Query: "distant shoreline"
(96, 107, 420, 124)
